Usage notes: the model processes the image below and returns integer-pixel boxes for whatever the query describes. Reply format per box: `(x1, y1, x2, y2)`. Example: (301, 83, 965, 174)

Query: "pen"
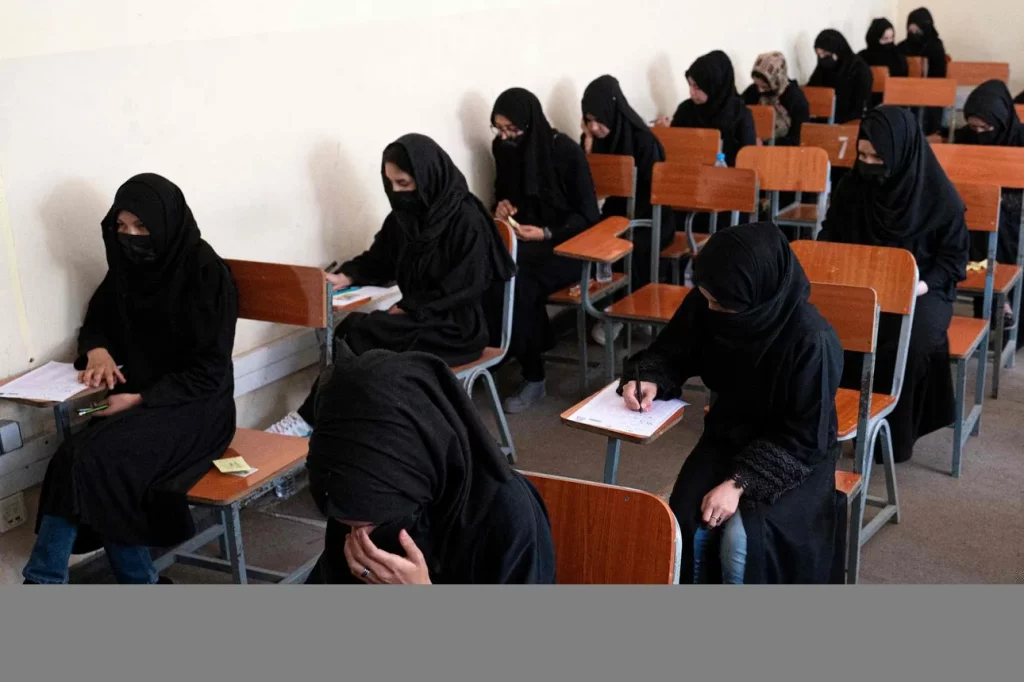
(77, 404, 109, 417)
(324, 261, 338, 273)
(634, 368, 643, 413)
(332, 286, 360, 296)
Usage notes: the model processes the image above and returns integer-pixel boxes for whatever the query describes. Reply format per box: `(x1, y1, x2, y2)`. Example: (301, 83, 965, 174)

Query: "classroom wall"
(893, 2, 1023, 94)
(0, 0, 892, 477)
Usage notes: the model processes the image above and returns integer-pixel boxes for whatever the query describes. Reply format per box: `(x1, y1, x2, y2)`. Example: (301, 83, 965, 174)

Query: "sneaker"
(265, 411, 312, 437)
(634, 324, 654, 338)
(503, 381, 547, 414)
(591, 322, 624, 347)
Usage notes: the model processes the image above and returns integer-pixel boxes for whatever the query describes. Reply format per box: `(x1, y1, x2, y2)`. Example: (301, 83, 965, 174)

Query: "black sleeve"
(741, 84, 760, 105)
(76, 273, 119, 366)
(921, 210, 969, 295)
(892, 54, 909, 78)
(778, 85, 810, 147)
(817, 175, 855, 243)
(730, 331, 842, 503)
(338, 221, 400, 286)
(474, 478, 556, 584)
(725, 108, 757, 165)
(398, 220, 493, 319)
(620, 289, 703, 399)
(927, 42, 947, 78)
(551, 137, 600, 242)
(807, 67, 825, 88)
(670, 101, 692, 127)
(141, 262, 238, 408)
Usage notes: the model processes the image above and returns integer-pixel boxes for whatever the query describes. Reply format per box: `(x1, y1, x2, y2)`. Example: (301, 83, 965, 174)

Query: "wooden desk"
(0, 368, 106, 441)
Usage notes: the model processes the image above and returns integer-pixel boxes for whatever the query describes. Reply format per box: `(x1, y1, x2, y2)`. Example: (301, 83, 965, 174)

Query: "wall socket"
(0, 492, 28, 533)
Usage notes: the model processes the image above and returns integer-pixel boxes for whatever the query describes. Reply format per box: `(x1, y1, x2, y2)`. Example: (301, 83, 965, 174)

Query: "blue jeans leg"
(23, 515, 79, 584)
(103, 541, 158, 584)
(719, 514, 748, 584)
(692, 527, 713, 584)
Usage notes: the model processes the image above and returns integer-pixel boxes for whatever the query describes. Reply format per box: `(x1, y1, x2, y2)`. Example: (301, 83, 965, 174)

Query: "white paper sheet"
(333, 285, 402, 312)
(0, 361, 89, 403)
(567, 381, 687, 438)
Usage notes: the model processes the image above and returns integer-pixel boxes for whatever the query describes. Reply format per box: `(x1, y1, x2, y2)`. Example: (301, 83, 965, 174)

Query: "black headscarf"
(862, 19, 901, 67)
(491, 88, 567, 211)
(693, 223, 810, 366)
(381, 133, 516, 283)
(813, 29, 859, 82)
(685, 50, 746, 129)
(307, 350, 517, 579)
(963, 80, 1024, 148)
(907, 7, 939, 42)
(581, 75, 650, 157)
(849, 106, 964, 243)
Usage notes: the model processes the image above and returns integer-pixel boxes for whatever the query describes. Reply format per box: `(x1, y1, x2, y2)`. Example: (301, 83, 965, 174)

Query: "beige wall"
(894, 2, 1023, 94)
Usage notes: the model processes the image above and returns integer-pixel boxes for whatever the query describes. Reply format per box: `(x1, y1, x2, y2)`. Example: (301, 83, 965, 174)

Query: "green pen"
(77, 404, 109, 417)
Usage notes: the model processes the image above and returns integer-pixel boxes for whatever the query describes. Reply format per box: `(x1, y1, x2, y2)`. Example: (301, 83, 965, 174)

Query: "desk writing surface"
(561, 382, 687, 445)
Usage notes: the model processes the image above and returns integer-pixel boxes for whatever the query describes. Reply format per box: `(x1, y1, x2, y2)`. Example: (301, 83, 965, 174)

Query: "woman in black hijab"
(820, 107, 968, 463)
(581, 75, 675, 290)
(859, 18, 909, 107)
(621, 223, 844, 584)
(809, 29, 873, 124)
(304, 350, 556, 584)
(487, 87, 601, 414)
(663, 50, 756, 166)
(899, 8, 948, 134)
(741, 51, 810, 147)
(958, 80, 1024, 338)
(24, 174, 238, 584)
(268, 134, 516, 436)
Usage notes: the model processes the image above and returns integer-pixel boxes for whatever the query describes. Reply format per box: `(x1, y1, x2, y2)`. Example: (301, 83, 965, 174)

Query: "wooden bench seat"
(835, 388, 896, 440)
(835, 471, 863, 497)
(187, 429, 309, 506)
(450, 347, 503, 375)
(660, 232, 709, 259)
(947, 317, 990, 360)
(776, 204, 821, 223)
(548, 272, 628, 305)
(604, 284, 691, 324)
(958, 263, 1022, 295)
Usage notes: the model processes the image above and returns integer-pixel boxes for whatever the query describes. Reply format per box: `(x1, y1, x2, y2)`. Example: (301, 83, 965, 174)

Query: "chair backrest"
(883, 77, 957, 107)
(523, 471, 681, 584)
(906, 56, 928, 78)
(650, 162, 759, 213)
(493, 220, 519, 354)
(736, 146, 831, 192)
(225, 259, 328, 328)
(748, 104, 776, 143)
(808, 282, 879, 354)
(947, 61, 1010, 87)
(802, 86, 837, 122)
(933, 144, 1024, 191)
(651, 126, 721, 165)
(588, 153, 636, 201)
(870, 66, 889, 94)
(955, 182, 1000, 311)
(800, 122, 861, 169)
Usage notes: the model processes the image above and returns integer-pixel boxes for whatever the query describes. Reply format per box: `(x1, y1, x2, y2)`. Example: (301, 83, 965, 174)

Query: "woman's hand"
(915, 280, 929, 297)
(92, 393, 142, 418)
(345, 527, 431, 585)
(701, 480, 744, 528)
(622, 380, 658, 411)
(513, 224, 547, 241)
(495, 200, 518, 221)
(387, 304, 406, 316)
(653, 115, 671, 128)
(79, 348, 125, 390)
(581, 119, 594, 153)
(326, 272, 353, 290)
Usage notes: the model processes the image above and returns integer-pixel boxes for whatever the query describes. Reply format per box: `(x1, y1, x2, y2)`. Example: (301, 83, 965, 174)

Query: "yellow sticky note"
(213, 456, 253, 474)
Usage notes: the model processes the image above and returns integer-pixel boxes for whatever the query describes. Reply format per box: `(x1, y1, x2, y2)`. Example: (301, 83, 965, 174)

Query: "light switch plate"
(0, 419, 24, 454)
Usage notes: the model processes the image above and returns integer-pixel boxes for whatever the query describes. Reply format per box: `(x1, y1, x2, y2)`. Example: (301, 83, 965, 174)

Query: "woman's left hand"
(92, 393, 142, 418)
(915, 280, 929, 297)
(701, 480, 743, 528)
(345, 528, 431, 585)
(387, 304, 407, 316)
(514, 224, 547, 242)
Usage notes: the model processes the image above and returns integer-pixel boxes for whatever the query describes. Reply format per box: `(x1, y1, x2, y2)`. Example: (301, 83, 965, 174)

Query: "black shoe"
(156, 575, 175, 585)
(22, 579, 38, 585)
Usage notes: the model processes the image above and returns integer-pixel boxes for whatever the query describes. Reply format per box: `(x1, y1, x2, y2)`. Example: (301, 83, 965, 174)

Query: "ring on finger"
(360, 567, 371, 579)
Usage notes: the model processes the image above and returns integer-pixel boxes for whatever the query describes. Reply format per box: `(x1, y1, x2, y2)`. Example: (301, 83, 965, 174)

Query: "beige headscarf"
(752, 52, 793, 137)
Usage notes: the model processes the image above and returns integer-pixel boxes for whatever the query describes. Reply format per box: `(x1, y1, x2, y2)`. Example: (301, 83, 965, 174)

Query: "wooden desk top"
(560, 387, 686, 446)
(0, 368, 106, 409)
(604, 284, 691, 324)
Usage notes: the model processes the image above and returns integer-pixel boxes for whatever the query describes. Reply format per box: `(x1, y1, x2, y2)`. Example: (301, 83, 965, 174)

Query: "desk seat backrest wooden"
(748, 104, 775, 142)
(871, 66, 889, 94)
(791, 241, 917, 316)
(932, 144, 1024, 191)
(650, 162, 759, 213)
(736, 146, 830, 192)
(802, 86, 836, 121)
(225, 259, 328, 328)
(651, 126, 721, 165)
(883, 77, 957, 107)
(800, 122, 860, 169)
(587, 153, 635, 200)
(947, 61, 1010, 87)
(808, 282, 879, 354)
(906, 56, 927, 78)
(956, 182, 1001, 234)
(524, 471, 679, 584)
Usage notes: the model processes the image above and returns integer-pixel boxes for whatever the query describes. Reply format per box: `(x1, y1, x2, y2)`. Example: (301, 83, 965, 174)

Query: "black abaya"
(899, 8, 948, 134)
(859, 18, 909, 108)
(487, 88, 600, 381)
(36, 174, 238, 552)
(304, 350, 555, 584)
(809, 30, 874, 124)
(623, 224, 845, 584)
(820, 107, 968, 462)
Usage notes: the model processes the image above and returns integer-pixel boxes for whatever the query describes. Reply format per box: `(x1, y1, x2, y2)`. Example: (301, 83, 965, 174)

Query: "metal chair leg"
(992, 292, 1006, 398)
(603, 437, 622, 485)
(475, 369, 516, 463)
(603, 318, 616, 384)
(222, 504, 248, 585)
(846, 483, 865, 584)
(577, 307, 588, 398)
(971, 328, 988, 438)
(952, 357, 967, 478)
(879, 422, 901, 524)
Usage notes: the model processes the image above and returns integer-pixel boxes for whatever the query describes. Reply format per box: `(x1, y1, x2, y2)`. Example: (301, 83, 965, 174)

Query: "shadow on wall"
(458, 90, 496, 205)
(37, 179, 109, 357)
(649, 52, 681, 119)
(792, 31, 815, 82)
(308, 138, 375, 261)
(546, 77, 581, 138)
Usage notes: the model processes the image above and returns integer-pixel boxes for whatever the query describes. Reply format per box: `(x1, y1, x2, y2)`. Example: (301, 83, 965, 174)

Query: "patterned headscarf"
(752, 52, 793, 137)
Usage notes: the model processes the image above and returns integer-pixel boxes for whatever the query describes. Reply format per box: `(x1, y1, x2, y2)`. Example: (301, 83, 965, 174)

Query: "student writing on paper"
(304, 350, 555, 585)
(820, 107, 969, 464)
(620, 224, 844, 584)
(741, 52, 810, 147)
(486, 88, 600, 414)
(858, 18, 909, 108)
(808, 29, 873, 124)
(898, 7, 948, 135)
(266, 134, 516, 437)
(23, 174, 238, 584)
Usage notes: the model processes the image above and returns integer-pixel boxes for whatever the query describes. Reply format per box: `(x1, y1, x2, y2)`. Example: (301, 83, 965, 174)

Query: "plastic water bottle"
(714, 152, 727, 168)
(274, 474, 297, 500)
(596, 262, 614, 283)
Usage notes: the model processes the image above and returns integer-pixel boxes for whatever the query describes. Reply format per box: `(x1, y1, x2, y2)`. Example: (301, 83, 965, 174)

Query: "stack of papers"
(333, 285, 402, 311)
(0, 361, 89, 403)
(213, 456, 258, 478)
(567, 382, 687, 438)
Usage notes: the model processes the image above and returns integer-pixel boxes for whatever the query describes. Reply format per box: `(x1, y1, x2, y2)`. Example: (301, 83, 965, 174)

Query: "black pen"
(324, 261, 338, 273)
(634, 368, 643, 413)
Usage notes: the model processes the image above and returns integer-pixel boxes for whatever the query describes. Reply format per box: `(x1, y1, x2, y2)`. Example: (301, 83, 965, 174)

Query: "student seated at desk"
(808, 29, 873, 124)
(621, 223, 844, 584)
(820, 107, 968, 464)
(487, 87, 600, 414)
(657, 50, 755, 166)
(267, 134, 516, 436)
(859, 18, 909, 108)
(741, 52, 810, 147)
(23, 174, 238, 584)
(898, 7, 948, 134)
(304, 350, 556, 584)
(958, 80, 1024, 339)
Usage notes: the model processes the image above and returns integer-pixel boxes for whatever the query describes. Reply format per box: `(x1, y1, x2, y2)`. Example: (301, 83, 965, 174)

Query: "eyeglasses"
(491, 124, 524, 138)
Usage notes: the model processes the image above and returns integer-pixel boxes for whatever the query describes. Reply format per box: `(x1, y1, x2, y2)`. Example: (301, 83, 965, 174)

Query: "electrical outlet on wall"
(0, 492, 28, 533)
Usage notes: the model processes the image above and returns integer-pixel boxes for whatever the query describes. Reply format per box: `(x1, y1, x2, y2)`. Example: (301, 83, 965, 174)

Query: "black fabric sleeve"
(728, 108, 757, 165)
(338, 221, 400, 286)
(619, 289, 702, 399)
(551, 137, 600, 243)
(921, 211, 969, 296)
(741, 84, 760, 105)
(670, 101, 692, 127)
(398, 221, 492, 318)
(76, 274, 118, 365)
(140, 262, 238, 408)
(927, 42, 947, 78)
(779, 85, 810, 147)
(892, 54, 909, 78)
(807, 67, 825, 88)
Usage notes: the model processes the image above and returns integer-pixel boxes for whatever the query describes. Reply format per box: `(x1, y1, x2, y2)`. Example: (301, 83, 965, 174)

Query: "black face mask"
(908, 31, 925, 44)
(856, 160, 888, 186)
(497, 134, 523, 149)
(974, 129, 998, 145)
(117, 233, 158, 265)
(817, 56, 837, 71)
(388, 190, 427, 217)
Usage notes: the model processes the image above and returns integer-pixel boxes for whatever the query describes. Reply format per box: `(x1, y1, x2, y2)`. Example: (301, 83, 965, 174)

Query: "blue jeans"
(692, 514, 748, 584)
(23, 515, 158, 585)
